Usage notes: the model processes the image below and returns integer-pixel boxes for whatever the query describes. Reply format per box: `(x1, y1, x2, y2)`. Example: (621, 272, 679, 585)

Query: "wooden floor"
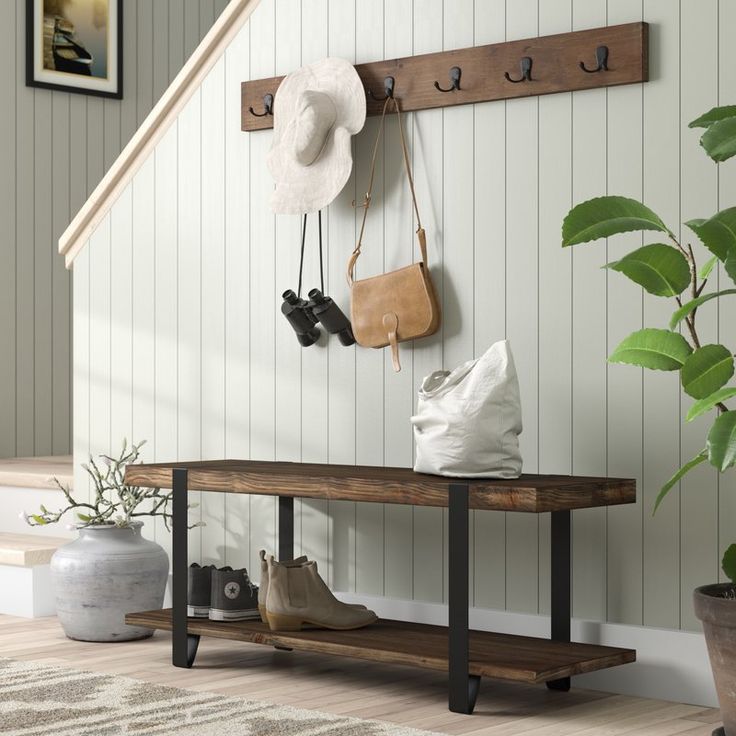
(0, 614, 720, 735)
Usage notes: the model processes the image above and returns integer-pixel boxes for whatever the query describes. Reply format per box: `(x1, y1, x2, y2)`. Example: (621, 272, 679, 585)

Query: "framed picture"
(26, 0, 123, 99)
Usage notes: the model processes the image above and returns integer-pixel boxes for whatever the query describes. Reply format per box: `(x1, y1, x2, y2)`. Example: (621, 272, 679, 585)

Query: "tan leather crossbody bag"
(348, 97, 441, 372)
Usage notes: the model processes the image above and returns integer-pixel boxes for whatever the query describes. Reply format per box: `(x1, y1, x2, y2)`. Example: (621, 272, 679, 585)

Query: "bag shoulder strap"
(347, 97, 427, 286)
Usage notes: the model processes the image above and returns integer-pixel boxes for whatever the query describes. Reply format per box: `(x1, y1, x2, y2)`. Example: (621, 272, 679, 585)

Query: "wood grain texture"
(124, 460, 635, 513)
(125, 608, 636, 683)
(241, 22, 648, 131)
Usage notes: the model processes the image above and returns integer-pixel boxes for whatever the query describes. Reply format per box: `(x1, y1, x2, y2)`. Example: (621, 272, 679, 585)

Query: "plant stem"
(671, 235, 730, 415)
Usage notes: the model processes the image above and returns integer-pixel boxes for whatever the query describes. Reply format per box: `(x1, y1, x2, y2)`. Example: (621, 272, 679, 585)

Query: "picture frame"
(26, 0, 123, 99)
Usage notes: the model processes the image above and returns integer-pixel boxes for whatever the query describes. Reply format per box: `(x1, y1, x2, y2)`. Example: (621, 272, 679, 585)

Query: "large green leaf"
(608, 328, 693, 371)
(653, 451, 707, 513)
(680, 344, 734, 399)
(605, 244, 690, 296)
(670, 289, 736, 329)
(687, 387, 736, 422)
(689, 106, 736, 129)
(723, 544, 736, 584)
(707, 411, 736, 471)
(700, 116, 736, 162)
(686, 208, 736, 261)
(562, 196, 670, 247)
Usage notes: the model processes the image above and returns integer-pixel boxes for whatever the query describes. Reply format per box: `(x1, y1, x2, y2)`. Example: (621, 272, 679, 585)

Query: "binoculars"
(281, 289, 355, 348)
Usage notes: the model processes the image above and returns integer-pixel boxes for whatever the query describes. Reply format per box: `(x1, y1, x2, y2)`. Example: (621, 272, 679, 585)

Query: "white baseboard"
(334, 591, 717, 708)
(0, 563, 57, 618)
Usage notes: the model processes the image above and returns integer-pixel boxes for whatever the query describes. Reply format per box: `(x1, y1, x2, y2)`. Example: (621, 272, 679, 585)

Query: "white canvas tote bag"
(411, 340, 523, 478)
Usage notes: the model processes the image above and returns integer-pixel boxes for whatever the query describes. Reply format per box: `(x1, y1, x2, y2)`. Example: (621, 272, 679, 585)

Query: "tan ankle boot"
(258, 550, 308, 624)
(258, 550, 368, 624)
(265, 556, 377, 632)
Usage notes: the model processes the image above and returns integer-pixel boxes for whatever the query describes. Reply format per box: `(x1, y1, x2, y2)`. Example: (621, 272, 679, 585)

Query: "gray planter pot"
(694, 583, 736, 736)
(50, 521, 169, 642)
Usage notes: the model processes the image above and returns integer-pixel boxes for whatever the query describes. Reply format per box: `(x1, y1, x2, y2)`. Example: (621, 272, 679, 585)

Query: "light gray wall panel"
(537, 0, 572, 617)
(718, 1, 736, 589)
(679, 0, 720, 632)
(0, 1, 18, 459)
(223, 19, 251, 570)
(641, 0, 682, 630)
(606, 0, 645, 626)
(72, 0, 736, 632)
(51, 91, 71, 456)
(2, 0, 227, 460)
(504, 0, 540, 615)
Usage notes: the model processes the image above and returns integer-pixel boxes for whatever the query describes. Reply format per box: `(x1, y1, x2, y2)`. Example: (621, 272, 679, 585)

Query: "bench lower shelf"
(125, 609, 635, 684)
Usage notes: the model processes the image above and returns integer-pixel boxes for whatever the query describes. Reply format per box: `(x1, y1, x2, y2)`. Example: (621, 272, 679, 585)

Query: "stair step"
(0, 456, 73, 491)
(0, 532, 68, 567)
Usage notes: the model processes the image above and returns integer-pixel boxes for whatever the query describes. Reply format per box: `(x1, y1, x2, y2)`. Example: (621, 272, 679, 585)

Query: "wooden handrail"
(58, 0, 261, 269)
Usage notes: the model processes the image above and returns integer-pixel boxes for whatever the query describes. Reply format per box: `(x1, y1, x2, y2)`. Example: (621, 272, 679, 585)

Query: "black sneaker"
(209, 567, 260, 622)
(187, 563, 216, 618)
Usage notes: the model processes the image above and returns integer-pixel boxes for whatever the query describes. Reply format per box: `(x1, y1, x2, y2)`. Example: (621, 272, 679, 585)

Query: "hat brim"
(266, 57, 366, 214)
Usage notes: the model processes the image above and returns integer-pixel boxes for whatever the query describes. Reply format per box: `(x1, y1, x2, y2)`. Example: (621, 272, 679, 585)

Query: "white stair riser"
(0, 564, 56, 618)
(0, 486, 76, 539)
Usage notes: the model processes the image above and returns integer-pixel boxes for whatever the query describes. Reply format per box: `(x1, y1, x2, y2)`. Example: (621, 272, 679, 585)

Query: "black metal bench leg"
(279, 496, 294, 561)
(547, 509, 572, 692)
(186, 634, 200, 667)
(274, 496, 296, 650)
(449, 483, 480, 714)
(172, 468, 194, 668)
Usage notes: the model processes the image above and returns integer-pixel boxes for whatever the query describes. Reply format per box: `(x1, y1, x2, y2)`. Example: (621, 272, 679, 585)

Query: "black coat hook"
(434, 66, 462, 92)
(579, 45, 609, 73)
(505, 56, 532, 83)
(249, 93, 274, 117)
(367, 76, 395, 101)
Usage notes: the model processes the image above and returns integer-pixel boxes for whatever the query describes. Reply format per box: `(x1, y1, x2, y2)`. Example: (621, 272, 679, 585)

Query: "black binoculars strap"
(297, 210, 325, 299)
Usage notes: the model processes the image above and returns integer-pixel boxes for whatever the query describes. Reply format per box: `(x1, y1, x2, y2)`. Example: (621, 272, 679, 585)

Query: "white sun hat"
(266, 57, 366, 214)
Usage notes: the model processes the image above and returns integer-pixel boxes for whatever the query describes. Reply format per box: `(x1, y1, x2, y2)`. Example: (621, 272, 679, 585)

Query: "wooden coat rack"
(241, 22, 648, 132)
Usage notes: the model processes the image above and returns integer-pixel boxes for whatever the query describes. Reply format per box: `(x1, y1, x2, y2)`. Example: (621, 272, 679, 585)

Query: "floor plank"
(0, 614, 720, 736)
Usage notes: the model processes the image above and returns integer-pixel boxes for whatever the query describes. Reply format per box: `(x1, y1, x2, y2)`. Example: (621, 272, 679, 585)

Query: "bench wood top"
(125, 460, 635, 513)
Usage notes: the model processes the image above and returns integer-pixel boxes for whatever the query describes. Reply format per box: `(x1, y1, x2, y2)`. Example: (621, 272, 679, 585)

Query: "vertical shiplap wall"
(73, 0, 736, 631)
(0, 0, 227, 460)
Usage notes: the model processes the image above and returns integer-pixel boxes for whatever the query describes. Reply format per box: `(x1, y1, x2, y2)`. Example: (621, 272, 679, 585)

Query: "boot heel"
(258, 605, 268, 625)
(266, 612, 304, 631)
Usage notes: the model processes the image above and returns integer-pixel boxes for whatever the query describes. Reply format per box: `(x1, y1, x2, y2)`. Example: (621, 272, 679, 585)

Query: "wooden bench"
(0, 532, 68, 618)
(125, 460, 637, 715)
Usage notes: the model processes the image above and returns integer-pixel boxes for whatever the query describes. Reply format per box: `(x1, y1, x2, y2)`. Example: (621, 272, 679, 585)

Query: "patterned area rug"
(0, 658, 442, 736)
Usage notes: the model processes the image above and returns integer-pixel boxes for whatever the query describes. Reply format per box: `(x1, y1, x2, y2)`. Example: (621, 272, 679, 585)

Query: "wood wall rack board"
(241, 21, 648, 131)
(125, 461, 636, 714)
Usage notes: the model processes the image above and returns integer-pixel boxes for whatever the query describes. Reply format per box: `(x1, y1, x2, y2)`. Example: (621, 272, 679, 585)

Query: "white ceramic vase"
(50, 521, 169, 642)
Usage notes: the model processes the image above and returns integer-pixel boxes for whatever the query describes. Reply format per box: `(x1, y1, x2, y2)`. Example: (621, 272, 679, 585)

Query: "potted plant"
(23, 439, 202, 642)
(562, 105, 736, 735)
